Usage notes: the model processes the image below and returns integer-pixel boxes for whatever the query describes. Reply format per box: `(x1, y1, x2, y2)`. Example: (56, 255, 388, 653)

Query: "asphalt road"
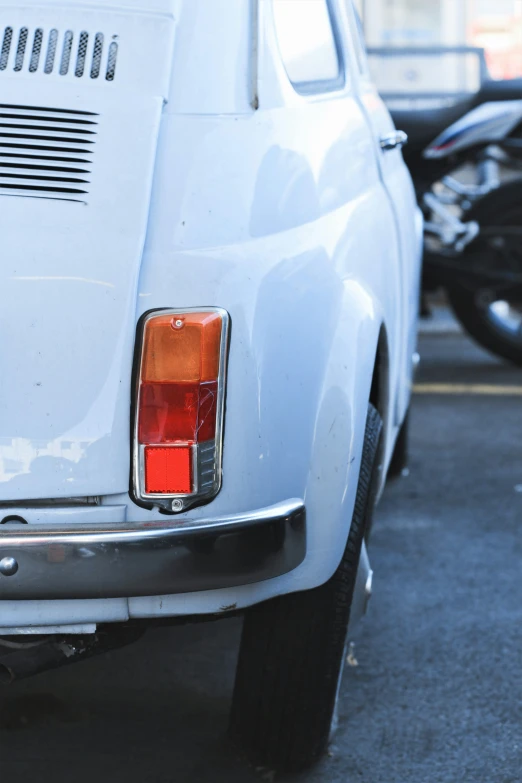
(1, 325, 522, 783)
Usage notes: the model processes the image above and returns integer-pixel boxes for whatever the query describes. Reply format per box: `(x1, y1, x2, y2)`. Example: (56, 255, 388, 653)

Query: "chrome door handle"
(380, 130, 408, 151)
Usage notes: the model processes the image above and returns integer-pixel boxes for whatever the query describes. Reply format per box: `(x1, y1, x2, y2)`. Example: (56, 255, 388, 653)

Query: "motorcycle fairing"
(423, 100, 522, 160)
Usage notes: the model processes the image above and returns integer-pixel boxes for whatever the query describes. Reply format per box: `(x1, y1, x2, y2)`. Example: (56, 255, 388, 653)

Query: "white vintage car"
(0, 0, 422, 772)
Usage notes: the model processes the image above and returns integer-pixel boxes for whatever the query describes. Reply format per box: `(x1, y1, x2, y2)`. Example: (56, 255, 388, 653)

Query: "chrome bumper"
(0, 500, 306, 600)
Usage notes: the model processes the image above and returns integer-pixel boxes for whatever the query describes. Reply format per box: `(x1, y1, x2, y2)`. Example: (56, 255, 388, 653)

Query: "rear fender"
(301, 283, 384, 582)
(126, 285, 387, 620)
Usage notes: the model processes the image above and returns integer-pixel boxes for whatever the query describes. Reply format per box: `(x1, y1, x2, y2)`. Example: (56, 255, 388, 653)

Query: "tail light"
(133, 308, 229, 513)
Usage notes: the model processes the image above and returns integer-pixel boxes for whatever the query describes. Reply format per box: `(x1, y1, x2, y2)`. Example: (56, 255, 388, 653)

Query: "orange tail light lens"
(134, 309, 229, 512)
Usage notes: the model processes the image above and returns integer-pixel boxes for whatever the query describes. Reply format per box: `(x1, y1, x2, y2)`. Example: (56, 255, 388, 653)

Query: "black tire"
(229, 404, 383, 773)
(447, 285, 522, 365)
(387, 409, 409, 480)
(445, 181, 522, 366)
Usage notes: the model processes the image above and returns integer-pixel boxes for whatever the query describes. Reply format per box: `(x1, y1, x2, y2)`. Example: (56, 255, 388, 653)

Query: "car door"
(345, 1, 422, 424)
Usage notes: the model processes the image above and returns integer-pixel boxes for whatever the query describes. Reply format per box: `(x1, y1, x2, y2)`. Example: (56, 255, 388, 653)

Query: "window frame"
(349, 1, 371, 78)
(272, 0, 347, 97)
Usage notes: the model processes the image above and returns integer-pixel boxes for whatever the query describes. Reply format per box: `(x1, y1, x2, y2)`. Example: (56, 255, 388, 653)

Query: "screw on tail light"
(133, 308, 229, 513)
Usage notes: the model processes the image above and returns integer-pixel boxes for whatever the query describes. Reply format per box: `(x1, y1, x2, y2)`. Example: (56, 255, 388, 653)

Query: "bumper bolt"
(0, 557, 18, 577)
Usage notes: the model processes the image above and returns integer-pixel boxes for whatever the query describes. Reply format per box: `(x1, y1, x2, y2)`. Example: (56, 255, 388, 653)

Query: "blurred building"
(471, 0, 522, 79)
(362, 0, 522, 81)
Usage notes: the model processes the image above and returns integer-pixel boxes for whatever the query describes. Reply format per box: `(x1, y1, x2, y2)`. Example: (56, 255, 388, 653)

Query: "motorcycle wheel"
(446, 181, 522, 366)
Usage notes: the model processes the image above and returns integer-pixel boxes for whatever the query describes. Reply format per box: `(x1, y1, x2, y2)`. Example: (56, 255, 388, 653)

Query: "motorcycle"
(390, 78, 522, 365)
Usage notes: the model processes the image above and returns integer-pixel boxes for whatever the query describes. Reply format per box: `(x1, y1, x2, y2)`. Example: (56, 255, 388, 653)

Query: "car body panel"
(344, 0, 422, 427)
(0, 0, 421, 623)
(0, 3, 175, 499)
(0, 84, 162, 500)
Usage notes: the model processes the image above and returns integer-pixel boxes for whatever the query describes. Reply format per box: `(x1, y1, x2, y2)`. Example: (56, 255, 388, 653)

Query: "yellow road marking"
(414, 383, 522, 396)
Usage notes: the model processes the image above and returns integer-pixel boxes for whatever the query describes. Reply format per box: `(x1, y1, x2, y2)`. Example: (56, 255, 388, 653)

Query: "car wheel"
(229, 404, 383, 773)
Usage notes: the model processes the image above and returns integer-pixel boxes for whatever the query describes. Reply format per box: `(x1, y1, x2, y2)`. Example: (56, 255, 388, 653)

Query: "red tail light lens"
(144, 446, 192, 494)
(134, 309, 229, 512)
(139, 382, 202, 443)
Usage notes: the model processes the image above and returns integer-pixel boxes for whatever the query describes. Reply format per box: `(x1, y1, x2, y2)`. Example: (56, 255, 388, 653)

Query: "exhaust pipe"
(0, 628, 143, 684)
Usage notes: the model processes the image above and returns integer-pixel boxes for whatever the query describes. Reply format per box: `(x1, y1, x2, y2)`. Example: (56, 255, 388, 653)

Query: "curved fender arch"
(128, 287, 391, 626)
(301, 288, 389, 589)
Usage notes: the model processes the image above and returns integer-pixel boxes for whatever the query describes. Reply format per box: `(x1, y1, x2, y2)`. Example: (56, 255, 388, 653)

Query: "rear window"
(272, 0, 343, 94)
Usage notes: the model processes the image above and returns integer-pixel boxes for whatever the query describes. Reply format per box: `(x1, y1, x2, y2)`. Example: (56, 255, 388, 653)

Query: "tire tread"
(229, 404, 382, 772)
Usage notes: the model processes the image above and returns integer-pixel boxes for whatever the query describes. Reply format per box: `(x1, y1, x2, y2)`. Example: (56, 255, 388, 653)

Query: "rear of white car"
(0, 0, 421, 772)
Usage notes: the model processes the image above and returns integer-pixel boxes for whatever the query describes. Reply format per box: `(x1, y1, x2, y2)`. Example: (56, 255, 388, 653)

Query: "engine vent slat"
(28, 28, 43, 72)
(0, 172, 89, 183)
(0, 103, 98, 202)
(0, 161, 89, 173)
(0, 151, 92, 163)
(44, 28, 58, 74)
(13, 27, 28, 72)
(105, 41, 118, 81)
(0, 103, 97, 116)
(75, 31, 88, 77)
(0, 26, 118, 81)
(0, 142, 93, 154)
(59, 30, 73, 75)
(0, 133, 95, 145)
(0, 183, 88, 194)
(0, 27, 12, 70)
(90, 32, 104, 79)
(0, 123, 96, 135)
(0, 113, 97, 125)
